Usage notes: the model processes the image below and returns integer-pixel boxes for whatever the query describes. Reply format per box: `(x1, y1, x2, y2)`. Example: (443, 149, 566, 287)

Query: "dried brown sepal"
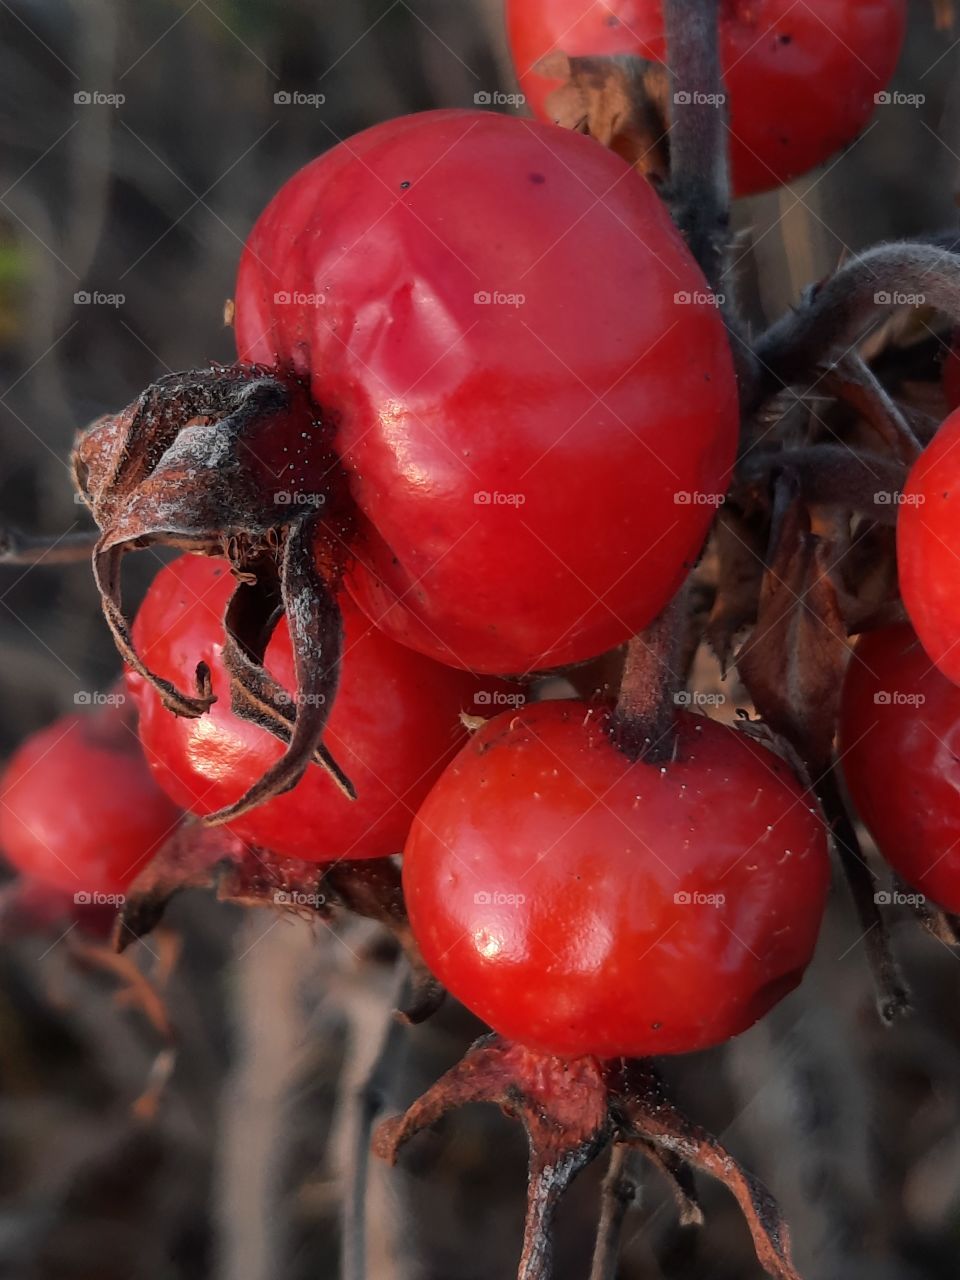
(376, 1038, 804, 1280)
(539, 52, 671, 180)
(71, 364, 355, 818)
(113, 822, 249, 951)
(820, 353, 921, 464)
(704, 504, 767, 671)
(736, 477, 849, 774)
(629, 1137, 703, 1227)
(737, 446, 908, 526)
(323, 858, 445, 1024)
(203, 517, 354, 825)
(93, 540, 215, 719)
(375, 1034, 610, 1280)
(614, 1061, 800, 1280)
(66, 935, 176, 1042)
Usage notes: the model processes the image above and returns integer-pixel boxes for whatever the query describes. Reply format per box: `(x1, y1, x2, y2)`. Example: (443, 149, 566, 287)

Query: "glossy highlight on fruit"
(0, 701, 179, 896)
(898, 407, 960, 685)
(128, 554, 517, 862)
(507, 0, 906, 197)
(403, 701, 829, 1059)
(840, 623, 960, 913)
(234, 109, 737, 674)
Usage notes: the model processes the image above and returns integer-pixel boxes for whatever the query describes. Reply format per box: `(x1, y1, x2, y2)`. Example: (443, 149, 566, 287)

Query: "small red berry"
(128, 555, 518, 862)
(898, 408, 960, 685)
(839, 622, 960, 913)
(0, 701, 180, 897)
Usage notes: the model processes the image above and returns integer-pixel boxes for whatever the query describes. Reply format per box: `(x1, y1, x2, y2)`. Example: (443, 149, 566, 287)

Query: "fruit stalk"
(613, 0, 730, 761)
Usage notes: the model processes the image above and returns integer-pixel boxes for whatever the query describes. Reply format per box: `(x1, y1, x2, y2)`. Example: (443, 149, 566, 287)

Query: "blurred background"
(1, 1, 960, 1277)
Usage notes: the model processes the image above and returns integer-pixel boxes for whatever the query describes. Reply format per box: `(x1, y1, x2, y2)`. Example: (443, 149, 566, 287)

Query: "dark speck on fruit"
(605, 13, 620, 25)
(778, 33, 792, 44)
(400, 180, 411, 190)
(530, 172, 546, 184)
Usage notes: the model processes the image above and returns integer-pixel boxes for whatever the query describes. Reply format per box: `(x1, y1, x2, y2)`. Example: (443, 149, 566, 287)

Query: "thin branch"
(0, 526, 98, 565)
(609, 588, 686, 763)
(588, 1144, 638, 1280)
(341, 964, 411, 1280)
(662, 0, 729, 291)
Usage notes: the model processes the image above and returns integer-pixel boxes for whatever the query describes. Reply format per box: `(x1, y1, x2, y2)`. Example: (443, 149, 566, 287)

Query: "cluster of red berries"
(4, 2, 953, 1274)
(0, 0, 927, 1066)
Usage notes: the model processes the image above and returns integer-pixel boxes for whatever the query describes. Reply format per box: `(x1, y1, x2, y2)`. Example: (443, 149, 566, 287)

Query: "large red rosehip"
(235, 109, 737, 675)
(403, 701, 829, 1059)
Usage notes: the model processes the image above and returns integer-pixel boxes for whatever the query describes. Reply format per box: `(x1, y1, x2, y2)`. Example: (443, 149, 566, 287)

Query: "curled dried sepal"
(614, 1060, 801, 1280)
(203, 517, 353, 825)
(375, 1040, 805, 1280)
(113, 822, 249, 951)
(72, 363, 354, 816)
(375, 1035, 610, 1280)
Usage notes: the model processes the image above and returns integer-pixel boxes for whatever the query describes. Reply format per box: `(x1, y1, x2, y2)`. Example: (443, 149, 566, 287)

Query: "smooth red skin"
(898, 408, 960, 686)
(507, 0, 905, 198)
(235, 109, 737, 675)
(128, 555, 514, 863)
(403, 701, 829, 1059)
(839, 624, 960, 913)
(0, 710, 179, 895)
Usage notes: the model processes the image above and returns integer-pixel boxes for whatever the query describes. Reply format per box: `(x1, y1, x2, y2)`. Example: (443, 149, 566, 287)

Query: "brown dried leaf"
(616, 1062, 801, 1280)
(704, 506, 766, 672)
(539, 52, 671, 179)
(375, 1035, 610, 1280)
(736, 488, 849, 772)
